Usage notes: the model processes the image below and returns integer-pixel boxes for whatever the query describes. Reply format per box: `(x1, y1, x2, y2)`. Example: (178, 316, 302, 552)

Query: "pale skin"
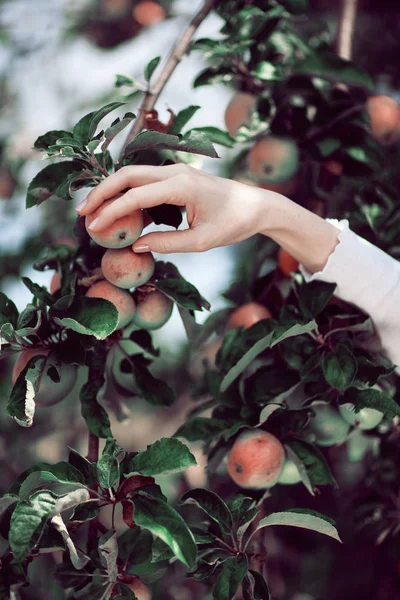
(76, 163, 340, 274)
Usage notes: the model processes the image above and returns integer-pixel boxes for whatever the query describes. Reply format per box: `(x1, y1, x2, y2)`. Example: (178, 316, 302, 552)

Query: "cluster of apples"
(51, 198, 173, 332)
(188, 288, 384, 490)
(225, 91, 400, 196)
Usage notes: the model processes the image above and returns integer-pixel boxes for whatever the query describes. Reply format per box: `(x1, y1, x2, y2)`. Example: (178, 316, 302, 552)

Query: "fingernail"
(75, 197, 88, 213)
(88, 217, 100, 231)
(133, 244, 150, 253)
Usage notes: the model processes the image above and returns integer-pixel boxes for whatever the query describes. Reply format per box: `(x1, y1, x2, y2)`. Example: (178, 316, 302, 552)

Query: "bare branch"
(337, 0, 358, 61)
(121, 0, 216, 155)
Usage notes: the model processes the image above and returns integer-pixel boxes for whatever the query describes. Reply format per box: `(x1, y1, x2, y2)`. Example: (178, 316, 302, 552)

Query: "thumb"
(132, 229, 205, 254)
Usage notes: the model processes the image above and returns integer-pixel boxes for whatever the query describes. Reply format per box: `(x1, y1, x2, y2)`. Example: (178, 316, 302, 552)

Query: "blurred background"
(0, 1, 400, 598)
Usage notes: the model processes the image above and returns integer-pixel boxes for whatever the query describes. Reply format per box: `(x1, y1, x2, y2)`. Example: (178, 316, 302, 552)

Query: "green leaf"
(133, 492, 197, 568)
(169, 105, 201, 135)
(101, 114, 135, 155)
(97, 438, 124, 489)
(19, 462, 86, 499)
(174, 417, 228, 442)
(9, 490, 58, 562)
(16, 304, 42, 336)
(124, 130, 218, 159)
(144, 56, 161, 82)
(126, 354, 175, 406)
(115, 74, 135, 87)
(213, 553, 248, 600)
(156, 278, 210, 311)
(243, 570, 271, 600)
(252, 61, 280, 82)
(34, 130, 72, 151)
(297, 281, 337, 319)
(22, 277, 55, 306)
(26, 162, 84, 208)
(181, 489, 233, 535)
(322, 344, 357, 390)
(118, 527, 153, 563)
(98, 529, 118, 582)
(293, 51, 374, 90)
(189, 126, 235, 148)
(80, 356, 112, 439)
(343, 387, 400, 420)
(0, 495, 19, 518)
(68, 448, 96, 486)
(220, 320, 317, 392)
(73, 102, 125, 143)
(250, 510, 342, 544)
(285, 440, 337, 494)
(54, 297, 119, 340)
(126, 438, 196, 476)
(7, 354, 47, 427)
(0, 292, 18, 328)
(193, 66, 234, 88)
(70, 502, 100, 523)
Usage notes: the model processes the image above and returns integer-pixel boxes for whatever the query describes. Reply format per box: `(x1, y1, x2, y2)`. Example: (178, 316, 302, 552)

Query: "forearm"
(259, 193, 341, 274)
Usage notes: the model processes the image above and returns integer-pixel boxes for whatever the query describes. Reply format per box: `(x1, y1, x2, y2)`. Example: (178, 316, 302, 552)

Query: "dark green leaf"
(22, 277, 55, 306)
(293, 51, 374, 90)
(189, 126, 235, 148)
(73, 102, 125, 143)
(297, 281, 336, 319)
(26, 162, 84, 208)
(156, 278, 210, 311)
(70, 502, 100, 523)
(144, 56, 161, 82)
(213, 553, 248, 600)
(80, 359, 112, 438)
(126, 438, 196, 476)
(97, 438, 124, 489)
(54, 297, 119, 340)
(322, 344, 357, 390)
(181, 489, 233, 535)
(0, 292, 18, 328)
(285, 440, 337, 493)
(251, 509, 342, 543)
(118, 527, 153, 563)
(343, 387, 400, 419)
(34, 130, 72, 151)
(9, 490, 58, 562)
(174, 417, 228, 442)
(243, 570, 271, 600)
(128, 354, 175, 406)
(193, 66, 234, 88)
(98, 529, 118, 582)
(169, 105, 201, 135)
(124, 130, 218, 159)
(133, 492, 197, 568)
(7, 354, 47, 427)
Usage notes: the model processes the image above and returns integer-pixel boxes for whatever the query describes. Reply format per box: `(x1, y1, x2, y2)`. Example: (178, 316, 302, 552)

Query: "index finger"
(76, 164, 181, 215)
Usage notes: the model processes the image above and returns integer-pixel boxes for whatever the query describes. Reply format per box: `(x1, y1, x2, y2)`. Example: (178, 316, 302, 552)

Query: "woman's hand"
(76, 164, 276, 254)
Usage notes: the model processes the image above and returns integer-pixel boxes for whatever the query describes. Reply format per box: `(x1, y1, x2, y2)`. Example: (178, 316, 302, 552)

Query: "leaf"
(73, 102, 125, 143)
(189, 126, 235, 148)
(9, 490, 58, 562)
(144, 56, 161, 82)
(80, 365, 112, 439)
(128, 330, 160, 357)
(70, 502, 100, 523)
(26, 162, 84, 208)
(0, 495, 19, 518)
(293, 51, 374, 90)
(0, 292, 18, 328)
(97, 438, 124, 489)
(127, 354, 175, 407)
(51, 513, 89, 570)
(118, 527, 153, 563)
(98, 530, 118, 582)
(19, 463, 87, 499)
(169, 105, 201, 135)
(115, 74, 135, 87)
(213, 553, 248, 600)
(6, 354, 47, 427)
(16, 305, 42, 336)
(180, 489, 233, 535)
(156, 278, 210, 311)
(68, 448, 96, 486)
(220, 320, 317, 392)
(322, 344, 357, 390)
(174, 417, 228, 442)
(250, 510, 342, 544)
(133, 492, 197, 568)
(126, 438, 196, 476)
(343, 387, 400, 420)
(21, 277, 55, 306)
(34, 130, 72, 151)
(101, 114, 135, 155)
(285, 440, 337, 494)
(54, 297, 119, 340)
(243, 570, 271, 600)
(193, 66, 234, 88)
(124, 130, 218, 159)
(297, 281, 337, 319)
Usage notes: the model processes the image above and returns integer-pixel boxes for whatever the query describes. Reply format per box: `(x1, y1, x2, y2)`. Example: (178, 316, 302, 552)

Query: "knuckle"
(157, 238, 172, 254)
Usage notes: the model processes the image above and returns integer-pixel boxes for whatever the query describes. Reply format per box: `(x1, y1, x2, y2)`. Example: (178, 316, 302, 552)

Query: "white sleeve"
(299, 219, 400, 372)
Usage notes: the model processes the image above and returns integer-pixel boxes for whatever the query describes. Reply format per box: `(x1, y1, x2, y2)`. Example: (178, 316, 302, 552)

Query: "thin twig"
(120, 0, 216, 155)
(337, 0, 358, 61)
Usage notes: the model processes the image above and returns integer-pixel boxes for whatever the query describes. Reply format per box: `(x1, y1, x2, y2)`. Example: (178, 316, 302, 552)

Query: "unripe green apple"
(278, 459, 302, 485)
(307, 403, 350, 447)
(339, 403, 383, 431)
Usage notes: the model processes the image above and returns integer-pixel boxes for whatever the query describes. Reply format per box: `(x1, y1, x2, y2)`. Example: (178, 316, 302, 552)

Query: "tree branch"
(121, 0, 216, 154)
(336, 0, 358, 61)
